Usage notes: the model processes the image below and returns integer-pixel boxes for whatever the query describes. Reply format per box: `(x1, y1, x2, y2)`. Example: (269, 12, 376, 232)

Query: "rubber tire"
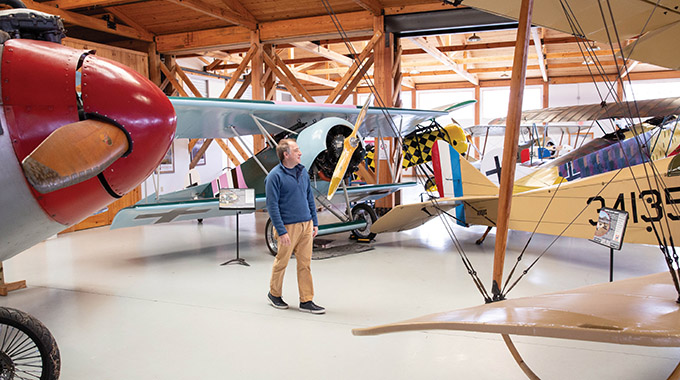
(351, 203, 377, 240)
(265, 218, 278, 256)
(0, 307, 60, 380)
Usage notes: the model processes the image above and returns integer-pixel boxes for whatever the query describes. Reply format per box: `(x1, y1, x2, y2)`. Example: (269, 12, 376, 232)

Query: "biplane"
(353, 0, 680, 378)
(111, 97, 470, 254)
(370, 97, 680, 244)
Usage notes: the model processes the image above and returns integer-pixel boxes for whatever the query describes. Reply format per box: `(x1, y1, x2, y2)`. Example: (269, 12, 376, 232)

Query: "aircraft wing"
(171, 97, 451, 139)
(370, 195, 498, 234)
(112, 182, 415, 230)
(488, 97, 680, 125)
(353, 271, 680, 347)
(463, 0, 680, 70)
(465, 124, 587, 136)
(337, 182, 418, 204)
(111, 189, 267, 229)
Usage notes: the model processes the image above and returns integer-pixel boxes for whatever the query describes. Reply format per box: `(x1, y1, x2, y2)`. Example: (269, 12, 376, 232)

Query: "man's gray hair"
(276, 138, 296, 162)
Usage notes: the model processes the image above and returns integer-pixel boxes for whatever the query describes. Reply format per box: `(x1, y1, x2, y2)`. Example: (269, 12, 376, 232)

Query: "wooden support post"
(325, 31, 382, 104)
(492, 0, 534, 301)
(336, 56, 374, 104)
(543, 81, 549, 108)
(373, 15, 396, 211)
(234, 73, 252, 100)
(0, 262, 26, 296)
(273, 54, 315, 102)
(188, 138, 199, 151)
(228, 137, 250, 161)
(356, 164, 377, 184)
(263, 45, 276, 101)
(392, 38, 402, 108)
(175, 65, 203, 97)
(473, 85, 481, 159)
(215, 138, 241, 167)
(189, 138, 213, 169)
(251, 30, 265, 152)
(219, 45, 257, 99)
(147, 42, 161, 86)
(160, 61, 189, 97)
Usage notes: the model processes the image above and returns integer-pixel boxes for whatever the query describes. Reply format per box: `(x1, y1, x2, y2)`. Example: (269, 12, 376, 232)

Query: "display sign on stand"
(590, 207, 629, 282)
(219, 188, 255, 266)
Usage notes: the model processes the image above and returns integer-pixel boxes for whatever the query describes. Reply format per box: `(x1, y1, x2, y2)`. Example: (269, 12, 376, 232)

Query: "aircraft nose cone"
(81, 54, 177, 195)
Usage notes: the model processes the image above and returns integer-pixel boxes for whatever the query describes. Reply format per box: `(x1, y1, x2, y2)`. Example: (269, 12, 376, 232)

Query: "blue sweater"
(265, 163, 318, 236)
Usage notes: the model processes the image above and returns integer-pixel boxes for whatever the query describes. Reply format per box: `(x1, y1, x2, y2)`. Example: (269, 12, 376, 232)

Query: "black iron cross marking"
(565, 161, 581, 181)
(135, 208, 211, 224)
(485, 155, 502, 182)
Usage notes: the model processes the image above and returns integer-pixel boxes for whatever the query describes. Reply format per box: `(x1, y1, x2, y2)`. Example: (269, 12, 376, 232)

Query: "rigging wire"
(502, 0, 680, 299)
(320, 0, 490, 300)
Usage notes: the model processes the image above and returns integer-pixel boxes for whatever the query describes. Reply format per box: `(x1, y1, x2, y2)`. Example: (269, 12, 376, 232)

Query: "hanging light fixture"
(467, 33, 481, 42)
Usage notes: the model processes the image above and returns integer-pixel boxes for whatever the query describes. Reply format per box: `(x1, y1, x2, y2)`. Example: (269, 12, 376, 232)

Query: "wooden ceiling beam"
(215, 138, 241, 167)
(175, 65, 203, 97)
(43, 0, 132, 9)
(325, 31, 381, 104)
(159, 62, 189, 96)
(409, 36, 478, 85)
(531, 27, 547, 82)
(189, 139, 213, 169)
(291, 41, 355, 67)
(219, 44, 258, 98)
(157, 11, 373, 54)
(219, 0, 258, 26)
(163, 0, 256, 30)
(400, 37, 589, 56)
(105, 7, 154, 41)
(25, 0, 152, 41)
(352, 0, 382, 16)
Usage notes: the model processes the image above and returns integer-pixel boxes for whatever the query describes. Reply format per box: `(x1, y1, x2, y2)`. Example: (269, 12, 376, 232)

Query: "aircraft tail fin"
(432, 140, 498, 198)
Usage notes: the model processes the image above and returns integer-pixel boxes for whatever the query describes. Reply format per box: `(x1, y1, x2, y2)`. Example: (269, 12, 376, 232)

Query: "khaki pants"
(270, 220, 314, 302)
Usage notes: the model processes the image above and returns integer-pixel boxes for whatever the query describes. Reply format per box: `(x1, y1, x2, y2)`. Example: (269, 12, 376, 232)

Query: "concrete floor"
(1, 192, 679, 379)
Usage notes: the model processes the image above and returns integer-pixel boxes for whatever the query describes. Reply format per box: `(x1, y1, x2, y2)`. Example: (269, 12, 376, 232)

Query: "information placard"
(218, 188, 255, 210)
(591, 207, 629, 250)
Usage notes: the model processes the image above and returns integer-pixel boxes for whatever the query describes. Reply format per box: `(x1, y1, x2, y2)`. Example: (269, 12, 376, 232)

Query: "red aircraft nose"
(80, 54, 177, 195)
(3, 39, 176, 225)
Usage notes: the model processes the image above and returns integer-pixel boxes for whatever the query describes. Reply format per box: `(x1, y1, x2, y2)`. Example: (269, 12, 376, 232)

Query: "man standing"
(266, 138, 325, 314)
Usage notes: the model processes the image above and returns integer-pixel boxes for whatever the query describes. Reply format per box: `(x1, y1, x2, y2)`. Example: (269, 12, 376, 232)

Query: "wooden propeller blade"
(22, 119, 129, 194)
(327, 96, 371, 200)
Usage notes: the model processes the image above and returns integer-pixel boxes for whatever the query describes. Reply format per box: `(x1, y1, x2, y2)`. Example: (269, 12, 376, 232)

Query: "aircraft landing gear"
(0, 307, 60, 380)
(350, 203, 377, 241)
(476, 226, 493, 245)
(264, 218, 278, 257)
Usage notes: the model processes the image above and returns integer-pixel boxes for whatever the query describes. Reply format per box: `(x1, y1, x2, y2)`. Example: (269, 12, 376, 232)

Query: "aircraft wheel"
(264, 218, 278, 256)
(351, 203, 377, 240)
(0, 307, 60, 380)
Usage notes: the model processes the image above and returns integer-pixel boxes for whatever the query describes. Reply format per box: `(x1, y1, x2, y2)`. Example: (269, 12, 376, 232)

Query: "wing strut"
(491, 0, 534, 301)
(230, 126, 269, 175)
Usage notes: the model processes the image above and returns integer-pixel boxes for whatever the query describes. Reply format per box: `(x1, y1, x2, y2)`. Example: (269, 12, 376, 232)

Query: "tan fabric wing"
(353, 272, 680, 347)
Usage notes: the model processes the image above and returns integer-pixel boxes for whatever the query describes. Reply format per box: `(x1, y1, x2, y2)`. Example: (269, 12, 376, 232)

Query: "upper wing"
(353, 271, 680, 347)
(465, 124, 589, 136)
(171, 97, 449, 139)
(488, 97, 680, 125)
(464, 0, 680, 69)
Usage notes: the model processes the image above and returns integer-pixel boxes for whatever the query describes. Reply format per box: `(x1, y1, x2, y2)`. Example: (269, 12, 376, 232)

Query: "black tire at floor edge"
(0, 307, 60, 380)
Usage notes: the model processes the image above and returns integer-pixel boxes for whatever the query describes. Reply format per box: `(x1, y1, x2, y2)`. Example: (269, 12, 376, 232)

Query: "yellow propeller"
(22, 119, 129, 194)
(327, 95, 371, 200)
